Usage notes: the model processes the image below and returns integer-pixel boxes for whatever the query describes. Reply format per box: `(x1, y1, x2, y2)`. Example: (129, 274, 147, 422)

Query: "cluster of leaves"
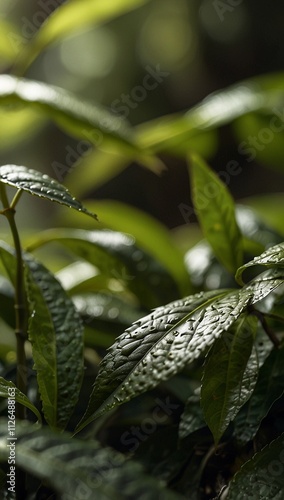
(0, 1, 284, 499)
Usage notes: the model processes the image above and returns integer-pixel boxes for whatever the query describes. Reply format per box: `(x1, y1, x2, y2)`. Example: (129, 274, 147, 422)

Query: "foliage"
(0, 2, 284, 499)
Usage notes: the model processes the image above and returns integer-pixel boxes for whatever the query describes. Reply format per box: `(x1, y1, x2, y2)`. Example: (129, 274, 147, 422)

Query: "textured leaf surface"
(0, 377, 42, 423)
(236, 242, 284, 285)
(0, 165, 97, 219)
(201, 314, 258, 444)
(0, 242, 84, 430)
(27, 228, 180, 308)
(16, 0, 150, 73)
(0, 420, 181, 500)
(233, 344, 284, 445)
(227, 433, 284, 499)
(76, 268, 284, 432)
(0, 75, 135, 150)
(190, 154, 243, 274)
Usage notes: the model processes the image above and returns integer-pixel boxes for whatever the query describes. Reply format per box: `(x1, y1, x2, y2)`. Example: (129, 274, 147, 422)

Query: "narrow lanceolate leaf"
(16, 0, 150, 73)
(0, 378, 42, 423)
(201, 314, 258, 444)
(26, 228, 180, 309)
(0, 421, 181, 500)
(0, 166, 97, 219)
(233, 344, 284, 445)
(76, 269, 284, 433)
(190, 154, 243, 274)
(227, 433, 284, 499)
(236, 242, 284, 285)
(0, 242, 84, 430)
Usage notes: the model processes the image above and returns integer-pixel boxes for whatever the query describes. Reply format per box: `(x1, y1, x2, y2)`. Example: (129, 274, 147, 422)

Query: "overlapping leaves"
(76, 267, 284, 433)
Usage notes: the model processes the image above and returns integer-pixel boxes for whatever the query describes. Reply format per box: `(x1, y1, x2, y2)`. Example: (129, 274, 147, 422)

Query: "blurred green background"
(0, 0, 284, 232)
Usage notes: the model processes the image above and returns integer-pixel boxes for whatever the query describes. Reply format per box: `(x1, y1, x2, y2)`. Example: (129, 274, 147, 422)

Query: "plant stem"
(251, 307, 280, 348)
(0, 186, 27, 415)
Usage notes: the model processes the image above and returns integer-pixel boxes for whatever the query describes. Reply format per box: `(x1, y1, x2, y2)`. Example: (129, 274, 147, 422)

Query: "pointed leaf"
(227, 433, 284, 499)
(236, 242, 284, 285)
(0, 420, 181, 500)
(0, 242, 84, 430)
(0, 377, 42, 423)
(190, 154, 243, 274)
(201, 314, 258, 444)
(16, 0, 150, 73)
(76, 268, 284, 432)
(27, 228, 180, 308)
(0, 165, 97, 219)
(0, 75, 135, 151)
(234, 344, 284, 445)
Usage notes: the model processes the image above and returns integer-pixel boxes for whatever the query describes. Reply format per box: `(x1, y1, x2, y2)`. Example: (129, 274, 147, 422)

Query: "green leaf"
(227, 433, 284, 499)
(0, 377, 42, 423)
(0, 275, 15, 328)
(0, 108, 45, 152)
(76, 268, 284, 432)
(236, 242, 284, 285)
(201, 314, 258, 444)
(16, 0, 151, 74)
(0, 165, 97, 220)
(26, 228, 180, 308)
(233, 344, 284, 445)
(0, 75, 137, 152)
(190, 154, 243, 274)
(0, 242, 84, 430)
(60, 199, 192, 297)
(0, 420, 182, 500)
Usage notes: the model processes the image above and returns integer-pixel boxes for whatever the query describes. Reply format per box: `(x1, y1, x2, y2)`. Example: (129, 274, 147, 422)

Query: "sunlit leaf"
(0, 108, 45, 152)
(236, 242, 284, 285)
(227, 433, 284, 499)
(16, 0, 151, 74)
(0, 377, 42, 423)
(0, 165, 97, 220)
(190, 154, 243, 274)
(201, 314, 258, 444)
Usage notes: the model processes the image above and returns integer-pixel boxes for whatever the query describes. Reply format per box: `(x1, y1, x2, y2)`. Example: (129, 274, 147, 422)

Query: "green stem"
(0, 185, 27, 414)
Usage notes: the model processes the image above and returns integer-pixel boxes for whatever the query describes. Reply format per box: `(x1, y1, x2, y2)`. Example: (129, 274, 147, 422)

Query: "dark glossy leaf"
(227, 433, 284, 499)
(27, 228, 180, 308)
(0, 165, 97, 219)
(236, 242, 284, 285)
(201, 314, 258, 444)
(233, 344, 284, 445)
(76, 268, 284, 432)
(0, 242, 84, 430)
(0, 377, 42, 423)
(190, 154, 243, 274)
(0, 420, 182, 500)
